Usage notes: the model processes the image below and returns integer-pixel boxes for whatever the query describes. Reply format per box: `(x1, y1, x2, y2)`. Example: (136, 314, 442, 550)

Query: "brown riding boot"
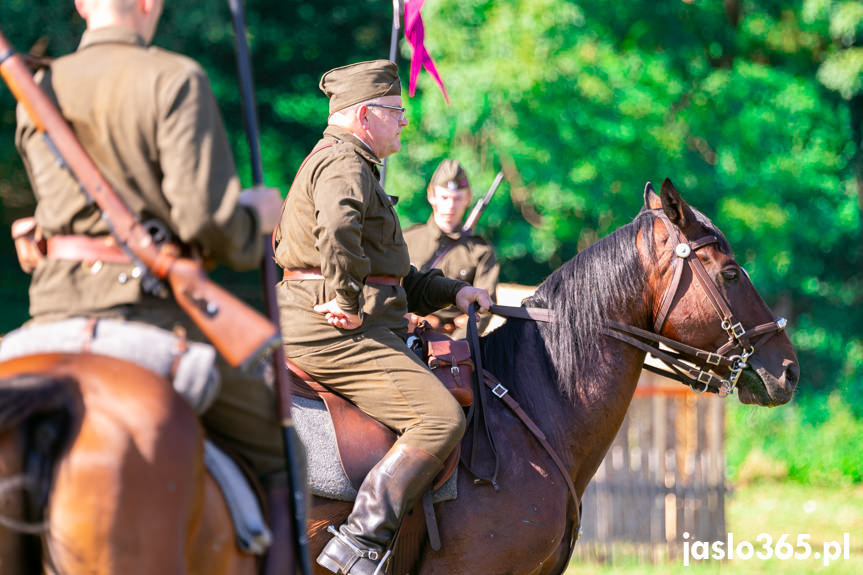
(262, 486, 295, 575)
(317, 444, 443, 575)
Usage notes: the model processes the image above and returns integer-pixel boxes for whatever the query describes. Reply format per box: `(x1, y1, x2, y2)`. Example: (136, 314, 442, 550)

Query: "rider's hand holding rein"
(455, 286, 493, 321)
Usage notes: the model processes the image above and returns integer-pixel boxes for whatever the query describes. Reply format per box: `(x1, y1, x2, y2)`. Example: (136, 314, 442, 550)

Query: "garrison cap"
(320, 60, 402, 115)
(430, 159, 470, 191)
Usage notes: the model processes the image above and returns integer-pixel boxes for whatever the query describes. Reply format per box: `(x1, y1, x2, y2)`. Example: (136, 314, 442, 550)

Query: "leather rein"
(602, 210, 788, 397)
(462, 303, 581, 550)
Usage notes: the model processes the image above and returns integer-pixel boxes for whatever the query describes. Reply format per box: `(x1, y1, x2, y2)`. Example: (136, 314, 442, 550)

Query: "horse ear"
(643, 182, 661, 210)
(660, 178, 696, 231)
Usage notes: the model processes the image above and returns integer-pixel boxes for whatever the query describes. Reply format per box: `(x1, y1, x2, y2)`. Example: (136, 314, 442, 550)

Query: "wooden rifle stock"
(0, 30, 278, 369)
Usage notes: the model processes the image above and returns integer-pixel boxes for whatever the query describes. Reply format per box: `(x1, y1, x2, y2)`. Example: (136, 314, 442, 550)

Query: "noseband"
(603, 211, 787, 397)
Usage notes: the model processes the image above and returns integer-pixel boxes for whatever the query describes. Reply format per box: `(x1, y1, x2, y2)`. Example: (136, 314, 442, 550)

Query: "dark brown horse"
(0, 180, 798, 574)
(307, 180, 799, 574)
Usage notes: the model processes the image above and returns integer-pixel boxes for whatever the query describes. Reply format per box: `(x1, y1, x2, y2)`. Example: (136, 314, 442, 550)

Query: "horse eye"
(721, 268, 739, 281)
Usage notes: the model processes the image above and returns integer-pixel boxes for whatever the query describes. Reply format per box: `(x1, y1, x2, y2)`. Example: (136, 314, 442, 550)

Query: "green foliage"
(727, 393, 863, 485)
(0, 1, 861, 429)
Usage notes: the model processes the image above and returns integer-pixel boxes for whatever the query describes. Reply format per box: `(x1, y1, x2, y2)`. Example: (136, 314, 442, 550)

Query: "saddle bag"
(425, 339, 474, 407)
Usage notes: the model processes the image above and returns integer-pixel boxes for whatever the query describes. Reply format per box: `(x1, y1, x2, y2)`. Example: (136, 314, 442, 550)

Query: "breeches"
(285, 326, 466, 461)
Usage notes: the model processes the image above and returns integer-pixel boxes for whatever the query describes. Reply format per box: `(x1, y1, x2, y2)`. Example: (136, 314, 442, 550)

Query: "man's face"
(429, 185, 472, 233)
(363, 95, 408, 159)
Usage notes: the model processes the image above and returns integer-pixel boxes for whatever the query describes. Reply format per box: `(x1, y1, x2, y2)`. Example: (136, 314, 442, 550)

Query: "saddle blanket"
(0, 317, 219, 413)
(293, 395, 458, 503)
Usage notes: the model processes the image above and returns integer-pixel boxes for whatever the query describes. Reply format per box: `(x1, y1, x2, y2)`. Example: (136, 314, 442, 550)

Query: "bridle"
(602, 210, 787, 397)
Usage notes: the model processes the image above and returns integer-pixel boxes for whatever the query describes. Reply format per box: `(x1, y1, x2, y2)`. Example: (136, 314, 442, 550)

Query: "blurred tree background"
(1, 1, 861, 481)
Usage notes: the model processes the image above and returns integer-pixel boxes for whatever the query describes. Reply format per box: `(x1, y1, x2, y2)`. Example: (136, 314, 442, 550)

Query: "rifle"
(462, 170, 504, 235)
(0, 30, 279, 370)
(425, 170, 504, 271)
(226, 2, 311, 574)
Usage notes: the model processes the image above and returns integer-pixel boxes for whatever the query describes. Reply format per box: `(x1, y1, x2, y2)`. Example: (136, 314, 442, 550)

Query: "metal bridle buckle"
(705, 352, 722, 366)
(689, 371, 711, 394)
(491, 383, 509, 398)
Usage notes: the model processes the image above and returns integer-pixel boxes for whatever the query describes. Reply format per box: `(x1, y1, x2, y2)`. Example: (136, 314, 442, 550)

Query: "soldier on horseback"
(8, 0, 295, 561)
(273, 60, 493, 575)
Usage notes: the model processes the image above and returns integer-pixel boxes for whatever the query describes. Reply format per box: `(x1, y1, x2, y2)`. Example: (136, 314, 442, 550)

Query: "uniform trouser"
(285, 326, 466, 462)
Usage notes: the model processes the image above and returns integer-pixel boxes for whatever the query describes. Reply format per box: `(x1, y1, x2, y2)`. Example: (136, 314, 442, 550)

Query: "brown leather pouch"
(11, 217, 45, 273)
(426, 339, 475, 407)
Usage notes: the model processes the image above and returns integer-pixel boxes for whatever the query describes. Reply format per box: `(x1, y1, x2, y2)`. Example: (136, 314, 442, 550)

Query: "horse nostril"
(783, 361, 799, 388)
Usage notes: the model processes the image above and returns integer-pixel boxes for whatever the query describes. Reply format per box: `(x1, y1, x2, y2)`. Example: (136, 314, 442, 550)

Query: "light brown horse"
(0, 180, 798, 574)
(0, 353, 257, 575)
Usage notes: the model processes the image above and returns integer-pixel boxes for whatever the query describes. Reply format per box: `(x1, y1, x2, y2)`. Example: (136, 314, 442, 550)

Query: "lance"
(226, 2, 311, 574)
(380, 0, 402, 189)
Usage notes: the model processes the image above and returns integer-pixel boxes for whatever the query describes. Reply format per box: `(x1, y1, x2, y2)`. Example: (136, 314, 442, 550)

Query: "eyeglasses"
(366, 103, 406, 120)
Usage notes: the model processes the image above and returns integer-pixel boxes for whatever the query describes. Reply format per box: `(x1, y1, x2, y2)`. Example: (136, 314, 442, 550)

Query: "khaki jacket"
(15, 27, 261, 320)
(275, 126, 467, 345)
(404, 217, 499, 331)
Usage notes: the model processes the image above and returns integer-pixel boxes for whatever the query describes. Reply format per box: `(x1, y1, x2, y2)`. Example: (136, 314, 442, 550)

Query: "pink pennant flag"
(404, 0, 451, 104)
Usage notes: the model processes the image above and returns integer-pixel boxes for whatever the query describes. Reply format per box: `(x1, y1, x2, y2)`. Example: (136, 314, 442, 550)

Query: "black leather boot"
(317, 444, 443, 575)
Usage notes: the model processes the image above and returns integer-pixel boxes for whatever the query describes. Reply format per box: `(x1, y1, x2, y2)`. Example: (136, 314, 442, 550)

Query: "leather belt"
(47, 235, 131, 264)
(282, 268, 402, 287)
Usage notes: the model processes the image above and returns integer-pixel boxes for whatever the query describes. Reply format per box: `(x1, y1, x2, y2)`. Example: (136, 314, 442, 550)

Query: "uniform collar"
(78, 27, 147, 52)
(426, 216, 462, 241)
(323, 125, 383, 167)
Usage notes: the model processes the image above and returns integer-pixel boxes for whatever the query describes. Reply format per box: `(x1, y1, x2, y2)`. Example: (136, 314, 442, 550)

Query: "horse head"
(641, 178, 799, 406)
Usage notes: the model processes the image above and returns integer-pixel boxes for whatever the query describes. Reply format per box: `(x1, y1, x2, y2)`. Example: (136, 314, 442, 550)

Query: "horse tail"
(0, 373, 80, 537)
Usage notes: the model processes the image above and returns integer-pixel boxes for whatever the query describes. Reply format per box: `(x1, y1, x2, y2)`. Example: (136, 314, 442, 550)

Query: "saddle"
(286, 324, 472, 492)
(287, 325, 474, 573)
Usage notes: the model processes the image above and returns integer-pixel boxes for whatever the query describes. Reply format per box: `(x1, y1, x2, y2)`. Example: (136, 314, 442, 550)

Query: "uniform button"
(117, 272, 129, 284)
(459, 269, 468, 277)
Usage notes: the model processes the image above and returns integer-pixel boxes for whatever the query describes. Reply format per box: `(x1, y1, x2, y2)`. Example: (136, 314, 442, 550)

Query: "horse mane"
(482, 203, 733, 405)
(482, 210, 656, 401)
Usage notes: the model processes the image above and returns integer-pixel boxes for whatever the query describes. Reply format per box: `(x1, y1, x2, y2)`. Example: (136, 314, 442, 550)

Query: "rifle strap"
(271, 142, 334, 253)
(423, 235, 461, 272)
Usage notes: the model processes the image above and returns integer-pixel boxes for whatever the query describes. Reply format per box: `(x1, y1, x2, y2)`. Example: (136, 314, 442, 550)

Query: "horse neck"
(483, 308, 649, 497)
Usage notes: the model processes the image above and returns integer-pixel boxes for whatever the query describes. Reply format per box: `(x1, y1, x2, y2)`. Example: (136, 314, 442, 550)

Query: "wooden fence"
(573, 372, 726, 563)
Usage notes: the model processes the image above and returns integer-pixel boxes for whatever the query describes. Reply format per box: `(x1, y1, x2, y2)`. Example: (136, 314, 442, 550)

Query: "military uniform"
(275, 124, 467, 458)
(404, 217, 499, 337)
(15, 27, 286, 486)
